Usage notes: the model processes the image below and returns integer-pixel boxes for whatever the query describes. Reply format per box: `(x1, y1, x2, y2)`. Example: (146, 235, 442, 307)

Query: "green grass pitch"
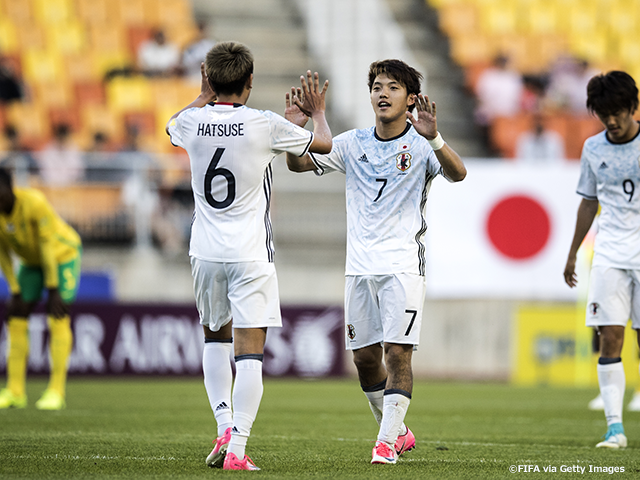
(1, 378, 639, 479)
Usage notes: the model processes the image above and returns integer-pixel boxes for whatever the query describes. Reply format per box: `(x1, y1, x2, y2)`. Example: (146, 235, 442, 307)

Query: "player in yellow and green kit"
(0, 167, 81, 410)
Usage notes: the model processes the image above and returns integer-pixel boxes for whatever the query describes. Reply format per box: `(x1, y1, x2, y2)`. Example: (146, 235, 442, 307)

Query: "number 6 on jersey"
(205, 148, 236, 209)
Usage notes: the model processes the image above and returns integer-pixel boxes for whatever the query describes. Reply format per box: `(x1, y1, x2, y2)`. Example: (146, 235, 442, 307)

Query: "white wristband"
(428, 132, 445, 151)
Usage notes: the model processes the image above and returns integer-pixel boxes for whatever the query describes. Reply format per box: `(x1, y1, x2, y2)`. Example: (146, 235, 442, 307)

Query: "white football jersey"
(577, 127, 640, 268)
(311, 124, 448, 275)
(169, 103, 313, 262)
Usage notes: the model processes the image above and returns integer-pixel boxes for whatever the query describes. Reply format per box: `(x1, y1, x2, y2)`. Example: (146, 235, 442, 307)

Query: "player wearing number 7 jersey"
(564, 71, 640, 450)
(286, 59, 466, 464)
(166, 41, 331, 471)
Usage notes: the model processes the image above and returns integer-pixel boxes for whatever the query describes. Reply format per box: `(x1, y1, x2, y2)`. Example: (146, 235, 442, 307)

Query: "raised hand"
(285, 86, 309, 127)
(406, 94, 438, 140)
(293, 70, 328, 118)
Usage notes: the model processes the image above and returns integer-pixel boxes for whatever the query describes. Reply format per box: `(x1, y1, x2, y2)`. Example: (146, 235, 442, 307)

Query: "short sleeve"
(576, 153, 597, 199)
(308, 132, 349, 176)
(265, 111, 313, 157)
(168, 112, 187, 149)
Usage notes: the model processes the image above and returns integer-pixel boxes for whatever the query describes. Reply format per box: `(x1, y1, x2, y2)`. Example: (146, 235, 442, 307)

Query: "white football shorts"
(585, 265, 640, 329)
(344, 273, 426, 350)
(190, 257, 282, 331)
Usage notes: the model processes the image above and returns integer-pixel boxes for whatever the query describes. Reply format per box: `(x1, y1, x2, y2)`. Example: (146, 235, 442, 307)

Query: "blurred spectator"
(119, 125, 182, 253)
(37, 124, 84, 186)
(474, 55, 524, 125)
(0, 53, 25, 104)
(181, 21, 216, 84)
(137, 28, 181, 78)
(84, 131, 129, 183)
(515, 114, 565, 163)
(546, 57, 598, 114)
(0, 125, 39, 185)
(520, 75, 548, 114)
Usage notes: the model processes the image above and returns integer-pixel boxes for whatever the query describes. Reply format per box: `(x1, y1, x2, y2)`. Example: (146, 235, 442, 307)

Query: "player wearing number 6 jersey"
(286, 59, 466, 464)
(166, 41, 331, 471)
(564, 71, 640, 450)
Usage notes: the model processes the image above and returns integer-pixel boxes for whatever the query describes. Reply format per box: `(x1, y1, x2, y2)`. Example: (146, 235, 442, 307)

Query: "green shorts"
(18, 255, 82, 304)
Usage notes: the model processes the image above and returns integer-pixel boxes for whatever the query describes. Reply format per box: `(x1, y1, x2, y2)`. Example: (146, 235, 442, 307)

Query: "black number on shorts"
(404, 309, 417, 336)
(623, 179, 635, 202)
(374, 178, 387, 202)
(204, 148, 236, 209)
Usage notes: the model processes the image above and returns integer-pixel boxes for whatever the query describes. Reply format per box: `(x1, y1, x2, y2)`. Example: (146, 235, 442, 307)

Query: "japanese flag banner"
(425, 160, 582, 301)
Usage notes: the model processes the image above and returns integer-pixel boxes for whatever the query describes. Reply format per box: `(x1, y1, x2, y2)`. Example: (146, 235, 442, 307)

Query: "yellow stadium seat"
(618, 37, 640, 72)
(91, 51, 132, 80)
(479, 2, 518, 35)
(607, 2, 638, 36)
(106, 76, 153, 112)
(21, 49, 64, 84)
(45, 21, 87, 55)
(568, 3, 599, 35)
(524, 2, 559, 35)
(569, 30, 610, 64)
(32, 0, 74, 25)
(0, 19, 19, 53)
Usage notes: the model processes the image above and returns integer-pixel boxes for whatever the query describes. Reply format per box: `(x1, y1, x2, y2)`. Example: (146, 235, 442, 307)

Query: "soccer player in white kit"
(166, 41, 332, 470)
(564, 70, 640, 449)
(285, 59, 467, 464)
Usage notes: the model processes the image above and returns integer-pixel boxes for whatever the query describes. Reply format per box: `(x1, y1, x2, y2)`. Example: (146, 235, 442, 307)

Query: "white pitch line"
(1, 454, 179, 462)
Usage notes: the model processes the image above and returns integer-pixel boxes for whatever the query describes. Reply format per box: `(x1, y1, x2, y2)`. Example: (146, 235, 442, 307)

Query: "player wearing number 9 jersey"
(286, 59, 466, 465)
(166, 41, 331, 471)
(564, 71, 640, 449)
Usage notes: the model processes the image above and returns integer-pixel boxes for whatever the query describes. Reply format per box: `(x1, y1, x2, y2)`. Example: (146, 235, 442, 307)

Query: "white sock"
(364, 389, 407, 436)
(228, 357, 264, 459)
(203, 341, 233, 436)
(364, 390, 384, 426)
(377, 392, 411, 446)
(598, 361, 625, 426)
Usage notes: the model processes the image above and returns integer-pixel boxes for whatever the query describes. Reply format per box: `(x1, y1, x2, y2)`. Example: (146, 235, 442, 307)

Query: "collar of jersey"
(374, 122, 411, 142)
(210, 102, 243, 108)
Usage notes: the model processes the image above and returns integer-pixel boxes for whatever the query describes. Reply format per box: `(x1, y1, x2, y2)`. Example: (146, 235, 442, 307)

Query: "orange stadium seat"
(438, 3, 478, 37)
(80, 104, 124, 143)
(5, 102, 50, 144)
(1, 0, 33, 23)
(74, 81, 106, 105)
(76, 0, 113, 25)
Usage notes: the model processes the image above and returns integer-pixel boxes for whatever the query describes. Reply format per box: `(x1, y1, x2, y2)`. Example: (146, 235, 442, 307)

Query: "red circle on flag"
(486, 195, 551, 260)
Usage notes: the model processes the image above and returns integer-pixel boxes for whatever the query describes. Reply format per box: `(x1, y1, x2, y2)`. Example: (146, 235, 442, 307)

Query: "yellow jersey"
(0, 188, 81, 294)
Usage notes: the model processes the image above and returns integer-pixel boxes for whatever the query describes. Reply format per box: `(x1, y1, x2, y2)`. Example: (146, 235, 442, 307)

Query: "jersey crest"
(396, 152, 412, 172)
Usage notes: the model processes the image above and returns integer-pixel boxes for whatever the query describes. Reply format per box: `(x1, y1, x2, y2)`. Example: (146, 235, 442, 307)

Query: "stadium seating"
(0, 0, 197, 152)
(427, 0, 640, 158)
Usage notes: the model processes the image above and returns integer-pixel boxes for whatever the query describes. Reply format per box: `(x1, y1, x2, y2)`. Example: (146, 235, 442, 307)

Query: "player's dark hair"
(586, 71, 639, 116)
(0, 167, 13, 190)
(205, 41, 254, 97)
(368, 59, 423, 112)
